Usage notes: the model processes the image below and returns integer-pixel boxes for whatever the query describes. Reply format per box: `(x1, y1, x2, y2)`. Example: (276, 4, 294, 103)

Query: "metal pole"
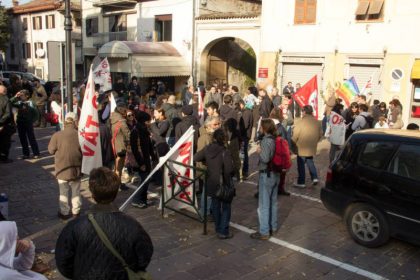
(59, 42, 65, 122)
(191, 0, 196, 86)
(64, 0, 73, 112)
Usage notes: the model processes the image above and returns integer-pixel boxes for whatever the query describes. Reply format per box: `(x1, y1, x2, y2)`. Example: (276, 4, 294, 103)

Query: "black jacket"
(194, 143, 234, 197)
(100, 122, 114, 167)
(219, 104, 238, 123)
(161, 103, 180, 137)
(175, 115, 200, 148)
(55, 204, 153, 280)
(259, 96, 273, 119)
(130, 123, 154, 172)
(150, 120, 169, 146)
(239, 108, 253, 140)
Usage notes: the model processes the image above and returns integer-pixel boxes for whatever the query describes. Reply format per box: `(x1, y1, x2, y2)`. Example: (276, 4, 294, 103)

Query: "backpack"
(270, 136, 292, 172)
(361, 115, 374, 129)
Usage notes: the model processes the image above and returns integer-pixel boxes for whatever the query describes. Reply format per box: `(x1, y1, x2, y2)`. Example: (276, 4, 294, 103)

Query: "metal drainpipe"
(191, 0, 196, 86)
(64, 0, 73, 112)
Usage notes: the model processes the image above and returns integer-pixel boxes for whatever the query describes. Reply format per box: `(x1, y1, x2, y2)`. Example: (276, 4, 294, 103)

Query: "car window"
(358, 142, 396, 169)
(389, 144, 420, 181)
(2, 73, 9, 78)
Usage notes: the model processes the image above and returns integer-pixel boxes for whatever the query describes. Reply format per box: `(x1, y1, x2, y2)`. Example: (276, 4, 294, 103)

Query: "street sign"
(258, 68, 268, 78)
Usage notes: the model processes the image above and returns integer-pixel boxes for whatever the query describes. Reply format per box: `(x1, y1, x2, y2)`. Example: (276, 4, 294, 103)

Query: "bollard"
(0, 193, 8, 220)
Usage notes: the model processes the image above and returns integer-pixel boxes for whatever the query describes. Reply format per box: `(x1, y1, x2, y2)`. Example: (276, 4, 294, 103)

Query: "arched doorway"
(201, 37, 256, 91)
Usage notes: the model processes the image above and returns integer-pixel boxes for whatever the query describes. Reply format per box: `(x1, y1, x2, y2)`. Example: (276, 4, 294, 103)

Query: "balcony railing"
(92, 31, 128, 48)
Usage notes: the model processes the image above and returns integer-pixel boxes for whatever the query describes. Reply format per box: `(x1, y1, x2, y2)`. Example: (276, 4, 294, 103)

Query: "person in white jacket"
(325, 104, 346, 163)
(0, 221, 47, 280)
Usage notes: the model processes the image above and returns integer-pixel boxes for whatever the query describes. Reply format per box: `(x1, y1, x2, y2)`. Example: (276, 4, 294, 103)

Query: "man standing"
(230, 85, 242, 107)
(128, 76, 141, 98)
(259, 89, 273, 119)
(32, 79, 48, 127)
(110, 100, 131, 190)
(55, 167, 153, 279)
(175, 105, 200, 149)
(238, 100, 253, 179)
(0, 85, 13, 163)
(292, 105, 323, 188)
(183, 85, 194, 105)
(282, 81, 295, 95)
(204, 86, 222, 107)
(219, 95, 238, 123)
(48, 112, 82, 220)
(162, 95, 180, 147)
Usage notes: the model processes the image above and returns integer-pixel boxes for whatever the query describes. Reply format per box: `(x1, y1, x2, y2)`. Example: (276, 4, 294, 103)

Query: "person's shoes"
(254, 192, 259, 199)
(269, 229, 279, 236)
(278, 190, 291, 196)
(33, 155, 40, 159)
(120, 183, 129, 191)
(57, 212, 73, 220)
(312, 179, 319, 186)
(72, 213, 80, 218)
(131, 202, 148, 209)
(22, 155, 30, 160)
(0, 158, 13, 164)
(242, 173, 248, 180)
(250, 232, 270, 240)
(217, 233, 234, 239)
(293, 182, 306, 188)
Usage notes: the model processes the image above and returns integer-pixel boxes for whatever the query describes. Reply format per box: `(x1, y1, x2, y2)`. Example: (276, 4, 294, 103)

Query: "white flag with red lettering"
(78, 66, 102, 175)
(93, 58, 112, 93)
(197, 88, 204, 125)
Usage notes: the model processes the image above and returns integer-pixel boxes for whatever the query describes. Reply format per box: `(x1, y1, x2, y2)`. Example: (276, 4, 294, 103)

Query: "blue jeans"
(297, 156, 318, 185)
(242, 138, 249, 175)
(258, 172, 280, 235)
(132, 171, 149, 204)
(211, 197, 231, 235)
(200, 192, 211, 217)
(286, 125, 293, 150)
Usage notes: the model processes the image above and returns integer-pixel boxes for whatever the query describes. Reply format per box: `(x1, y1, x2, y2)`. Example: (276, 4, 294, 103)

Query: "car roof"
(351, 129, 420, 142)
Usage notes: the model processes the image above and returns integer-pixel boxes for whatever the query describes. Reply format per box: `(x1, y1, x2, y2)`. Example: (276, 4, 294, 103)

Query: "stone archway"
(200, 37, 256, 91)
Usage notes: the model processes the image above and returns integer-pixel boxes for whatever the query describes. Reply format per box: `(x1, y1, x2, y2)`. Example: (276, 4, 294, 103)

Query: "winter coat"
(0, 94, 12, 127)
(259, 96, 273, 119)
(162, 103, 180, 137)
(130, 124, 154, 172)
(100, 122, 114, 167)
(175, 115, 200, 148)
(110, 111, 130, 157)
(32, 85, 47, 106)
(292, 114, 323, 157)
(0, 221, 47, 280)
(258, 134, 276, 171)
(389, 106, 403, 129)
(10, 97, 38, 124)
(232, 92, 242, 105)
(150, 120, 169, 146)
(196, 128, 213, 172)
(204, 92, 223, 107)
(55, 204, 154, 280)
(194, 143, 234, 197)
(239, 108, 253, 140)
(219, 104, 238, 123)
(48, 123, 82, 181)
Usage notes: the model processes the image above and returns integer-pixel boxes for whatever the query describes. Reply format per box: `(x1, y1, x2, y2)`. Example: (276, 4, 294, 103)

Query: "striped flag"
(360, 77, 372, 95)
(197, 87, 204, 125)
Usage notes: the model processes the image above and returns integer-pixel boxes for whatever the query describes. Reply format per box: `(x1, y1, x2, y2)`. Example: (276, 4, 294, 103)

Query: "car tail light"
(326, 168, 333, 185)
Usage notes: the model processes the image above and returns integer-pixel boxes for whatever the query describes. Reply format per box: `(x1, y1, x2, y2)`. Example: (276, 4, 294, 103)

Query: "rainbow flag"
(336, 77, 360, 107)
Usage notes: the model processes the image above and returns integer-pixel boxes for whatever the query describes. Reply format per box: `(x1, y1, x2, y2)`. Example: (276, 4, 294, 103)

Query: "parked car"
(0, 71, 46, 86)
(321, 129, 420, 248)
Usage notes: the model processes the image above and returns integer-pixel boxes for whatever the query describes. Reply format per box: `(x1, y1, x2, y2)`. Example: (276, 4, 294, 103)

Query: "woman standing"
(251, 119, 280, 240)
(150, 108, 170, 157)
(194, 129, 235, 239)
(388, 99, 403, 129)
(343, 102, 359, 140)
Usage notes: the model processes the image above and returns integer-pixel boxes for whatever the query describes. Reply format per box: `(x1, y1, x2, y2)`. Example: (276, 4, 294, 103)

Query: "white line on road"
(229, 222, 389, 280)
(242, 181, 322, 203)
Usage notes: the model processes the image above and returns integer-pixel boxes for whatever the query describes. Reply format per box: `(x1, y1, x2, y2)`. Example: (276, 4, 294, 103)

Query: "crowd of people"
(1, 75, 419, 278)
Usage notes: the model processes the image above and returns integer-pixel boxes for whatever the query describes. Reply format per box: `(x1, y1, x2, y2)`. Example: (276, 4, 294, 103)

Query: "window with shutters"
(86, 17, 98, 37)
(355, 0, 385, 21)
(33, 16, 42, 30)
(34, 42, 43, 59)
(46, 14, 55, 29)
(294, 0, 317, 24)
(22, 43, 32, 59)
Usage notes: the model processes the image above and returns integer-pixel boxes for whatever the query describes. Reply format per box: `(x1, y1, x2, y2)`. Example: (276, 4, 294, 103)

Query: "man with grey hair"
(0, 85, 13, 163)
(48, 112, 83, 220)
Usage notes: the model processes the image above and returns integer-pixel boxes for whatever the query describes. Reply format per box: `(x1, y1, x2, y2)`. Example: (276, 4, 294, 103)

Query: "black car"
(321, 129, 420, 247)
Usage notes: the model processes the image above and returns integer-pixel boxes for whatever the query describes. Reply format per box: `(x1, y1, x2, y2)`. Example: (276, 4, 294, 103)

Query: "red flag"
(293, 75, 319, 119)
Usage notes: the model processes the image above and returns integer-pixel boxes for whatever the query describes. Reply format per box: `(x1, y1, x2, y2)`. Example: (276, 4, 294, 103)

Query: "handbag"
(87, 214, 152, 280)
(215, 151, 235, 203)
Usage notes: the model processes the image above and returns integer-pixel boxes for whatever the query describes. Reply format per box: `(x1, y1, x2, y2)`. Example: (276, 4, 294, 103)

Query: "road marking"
(242, 181, 322, 203)
(229, 222, 389, 280)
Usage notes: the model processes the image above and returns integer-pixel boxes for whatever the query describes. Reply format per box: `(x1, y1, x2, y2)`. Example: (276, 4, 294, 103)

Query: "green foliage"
(0, 4, 10, 52)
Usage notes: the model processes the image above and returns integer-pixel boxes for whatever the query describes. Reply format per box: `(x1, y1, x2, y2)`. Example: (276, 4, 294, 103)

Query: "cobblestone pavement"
(1, 126, 420, 280)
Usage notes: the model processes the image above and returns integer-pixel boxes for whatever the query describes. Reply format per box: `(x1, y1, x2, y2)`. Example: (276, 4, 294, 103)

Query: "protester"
(351, 104, 372, 131)
(343, 102, 359, 140)
(55, 167, 154, 280)
(31, 79, 47, 128)
(292, 105, 323, 188)
(388, 99, 404, 129)
(175, 105, 200, 149)
(238, 100, 253, 179)
(250, 119, 280, 240)
(259, 89, 273, 119)
(374, 116, 389, 129)
(48, 112, 82, 220)
(128, 76, 141, 98)
(244, 86, 259, 108)
(325, 104, 346, 163)
(203, 86, 222, 107)
(49, 92, 62, 131)
(183, 85, 194, 105)
(110, 99, 131, 190)
(194, 129, 235, 239)
(131, 111, 154, 209)
(271, 87, 281, 108)
(0, 85, 14, 163)
(0, 221, 47, 280)
(206, 101, 219, 119)
(113, 76, 127, 98)
(219, 95, 238, 123)
(10, 90, 40, 159)
(162, 95, 180, 147)
(150, 108, 170, 157)
(282, 82, 294, 95)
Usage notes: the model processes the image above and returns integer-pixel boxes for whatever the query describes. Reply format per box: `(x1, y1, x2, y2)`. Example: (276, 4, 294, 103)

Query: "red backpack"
(270, 136, 292, 172)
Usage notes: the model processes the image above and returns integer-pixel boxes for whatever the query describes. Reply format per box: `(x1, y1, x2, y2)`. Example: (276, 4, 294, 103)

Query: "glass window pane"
(389, 145, 420, 181)
(359, 142, 396, 169)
